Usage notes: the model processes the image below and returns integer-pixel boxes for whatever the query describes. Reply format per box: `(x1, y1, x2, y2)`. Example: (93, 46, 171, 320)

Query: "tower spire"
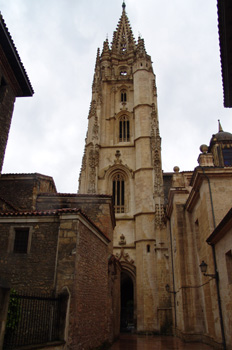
(218, 119, 223, 132)
(111, 2, 136, 54)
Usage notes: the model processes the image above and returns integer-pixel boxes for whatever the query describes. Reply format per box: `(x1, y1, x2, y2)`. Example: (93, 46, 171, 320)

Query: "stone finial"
(173, 166, 180, 173)
(172, 166, 184, 187)
(122, 1, 126, 11)
(198, 145, 214, 166)
(200, 144, 208, 154)
(218, 119, 223, 132)
(114, 150, 122, 164)
(119, 234, 126, 245)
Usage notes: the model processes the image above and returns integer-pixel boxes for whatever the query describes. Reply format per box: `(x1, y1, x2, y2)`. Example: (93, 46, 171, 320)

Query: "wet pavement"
(109, 334, 214, 350)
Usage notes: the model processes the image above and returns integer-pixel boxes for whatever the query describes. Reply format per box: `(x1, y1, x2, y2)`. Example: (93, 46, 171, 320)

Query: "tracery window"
(112, 173, 125, 213)
(119, 116, 130, 142)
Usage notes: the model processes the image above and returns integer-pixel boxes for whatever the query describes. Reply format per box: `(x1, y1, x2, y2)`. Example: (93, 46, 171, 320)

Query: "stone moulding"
(98, 162, 134, 180)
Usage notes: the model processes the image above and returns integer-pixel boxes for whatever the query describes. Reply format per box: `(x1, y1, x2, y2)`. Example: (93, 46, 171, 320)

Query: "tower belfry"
(79, 3, 171, 332)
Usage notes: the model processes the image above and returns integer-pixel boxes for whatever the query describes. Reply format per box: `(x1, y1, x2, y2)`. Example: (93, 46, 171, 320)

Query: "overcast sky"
(1, 0, 231, 193)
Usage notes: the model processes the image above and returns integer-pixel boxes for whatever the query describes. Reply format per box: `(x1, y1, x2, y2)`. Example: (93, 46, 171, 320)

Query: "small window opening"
(141, 63, 143, 67)
(120, 71, 127, 76)
(222, 148, 232, 166)
(147, 244, 150, 253)
(14, 228, 29, 254)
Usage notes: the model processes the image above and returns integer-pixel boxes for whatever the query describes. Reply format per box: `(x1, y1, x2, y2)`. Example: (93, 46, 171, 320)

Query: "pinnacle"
(218, 119, 223, 132)
(111, 6, 136, 54)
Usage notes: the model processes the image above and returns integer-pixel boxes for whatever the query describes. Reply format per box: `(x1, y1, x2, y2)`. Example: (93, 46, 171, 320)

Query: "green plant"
(6, 289, 21, 332)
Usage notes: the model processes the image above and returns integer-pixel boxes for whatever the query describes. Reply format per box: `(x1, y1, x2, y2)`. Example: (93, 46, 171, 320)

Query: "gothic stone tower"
(79, 3, 171, 333)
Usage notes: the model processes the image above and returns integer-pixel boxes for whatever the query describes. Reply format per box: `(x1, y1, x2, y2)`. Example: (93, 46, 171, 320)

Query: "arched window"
(119, 116, 130, 142)
(112, 173, 125, 213)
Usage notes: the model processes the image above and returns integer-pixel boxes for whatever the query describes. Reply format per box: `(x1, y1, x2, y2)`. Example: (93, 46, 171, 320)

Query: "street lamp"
(199, 260, 217, 279)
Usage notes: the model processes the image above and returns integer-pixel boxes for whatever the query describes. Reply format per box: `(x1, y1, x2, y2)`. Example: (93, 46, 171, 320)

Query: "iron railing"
(4, 291, 62, 349)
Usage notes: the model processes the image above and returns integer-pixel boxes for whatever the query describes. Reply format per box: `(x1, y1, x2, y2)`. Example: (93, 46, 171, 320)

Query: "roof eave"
(217, 0, 232, 107)
(0, 13, 34, 97)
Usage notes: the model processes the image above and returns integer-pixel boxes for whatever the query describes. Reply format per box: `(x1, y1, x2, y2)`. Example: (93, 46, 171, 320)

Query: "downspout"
(168, 219, 177, 330)
(201, 167, 226, 350)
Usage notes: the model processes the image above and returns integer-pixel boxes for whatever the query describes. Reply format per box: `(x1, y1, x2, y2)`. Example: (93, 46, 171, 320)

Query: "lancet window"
(121, 90, 127, 102)
(119, 115, 130, 142)
(112, 173, 125, 213)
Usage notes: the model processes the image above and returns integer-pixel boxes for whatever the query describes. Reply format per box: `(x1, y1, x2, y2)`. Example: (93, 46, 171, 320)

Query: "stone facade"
(207, 209, 232, 349)
(1, 4, 232, 350)
(78, 4, 171, 333)
(166, 128, 232, 349)
(0, 173, 119, 349)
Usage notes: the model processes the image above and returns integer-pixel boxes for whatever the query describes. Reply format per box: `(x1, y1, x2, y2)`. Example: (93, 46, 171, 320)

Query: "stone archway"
(120, 270, 136, 332)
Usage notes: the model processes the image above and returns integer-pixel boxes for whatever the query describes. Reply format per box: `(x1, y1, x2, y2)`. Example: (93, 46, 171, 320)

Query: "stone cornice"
(166, 187, 189, 218)
(186, 167, 232, 212)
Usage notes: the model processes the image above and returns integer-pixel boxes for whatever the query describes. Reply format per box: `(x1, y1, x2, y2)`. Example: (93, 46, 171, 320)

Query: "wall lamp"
(199, 260, 218, 280)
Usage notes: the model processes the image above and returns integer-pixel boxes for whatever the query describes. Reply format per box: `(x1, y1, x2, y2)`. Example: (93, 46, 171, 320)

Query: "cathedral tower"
(79, 3, 171, 332)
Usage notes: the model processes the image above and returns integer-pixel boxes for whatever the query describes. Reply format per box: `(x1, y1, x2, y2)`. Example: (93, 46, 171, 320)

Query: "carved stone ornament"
(115, 150, 122, 164)
(87, 144, 100, 193)
(154, 203, 165, 229)
(88, 100, 97, 119)
(115, 248, 134, 264)
(150, 106, 163, 198)
(92, 115, 99, 141)
(119, 233, 126, 245)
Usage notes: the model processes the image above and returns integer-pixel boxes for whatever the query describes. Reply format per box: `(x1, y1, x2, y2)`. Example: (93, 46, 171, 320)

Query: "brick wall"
(0, 219, 59, 292)
(0, 174, 56, 211)
(69, 219, 110, 350)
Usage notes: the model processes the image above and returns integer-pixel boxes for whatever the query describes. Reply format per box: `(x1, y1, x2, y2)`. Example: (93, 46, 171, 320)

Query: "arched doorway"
(120, 271, 135, 332)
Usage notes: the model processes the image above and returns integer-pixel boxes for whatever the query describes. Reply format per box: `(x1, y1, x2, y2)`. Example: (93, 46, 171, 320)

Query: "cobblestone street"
(109, 334, 214, 350)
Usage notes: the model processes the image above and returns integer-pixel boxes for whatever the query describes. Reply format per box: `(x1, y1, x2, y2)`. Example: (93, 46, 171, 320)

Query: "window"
(113, 174, 125, 213)
(13, 228, 30, 253)
(121, 91, 127, 102)
(222, 148, 232, 166)
(119, 116, 130, 142)
(120, 71, 127, 76)
(147, 245, 150, 253)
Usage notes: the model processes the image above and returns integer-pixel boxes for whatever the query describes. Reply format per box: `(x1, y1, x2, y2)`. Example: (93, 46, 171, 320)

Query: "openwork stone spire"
(111, 4, 136, 54)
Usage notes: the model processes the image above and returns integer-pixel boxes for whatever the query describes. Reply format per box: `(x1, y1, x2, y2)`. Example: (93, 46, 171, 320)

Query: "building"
(217, 0, 232, 107)
(0, 3, 232, 350)
(79, 1, 172, 334)
(0, 12, 120, 350)
(0, 13, 33, 174)
(166, 123, 232, 349)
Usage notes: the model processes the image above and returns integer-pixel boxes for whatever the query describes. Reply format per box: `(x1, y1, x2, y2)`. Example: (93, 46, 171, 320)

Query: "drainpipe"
(201, 167, 226, 350)
(168, 218, 177, 329)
